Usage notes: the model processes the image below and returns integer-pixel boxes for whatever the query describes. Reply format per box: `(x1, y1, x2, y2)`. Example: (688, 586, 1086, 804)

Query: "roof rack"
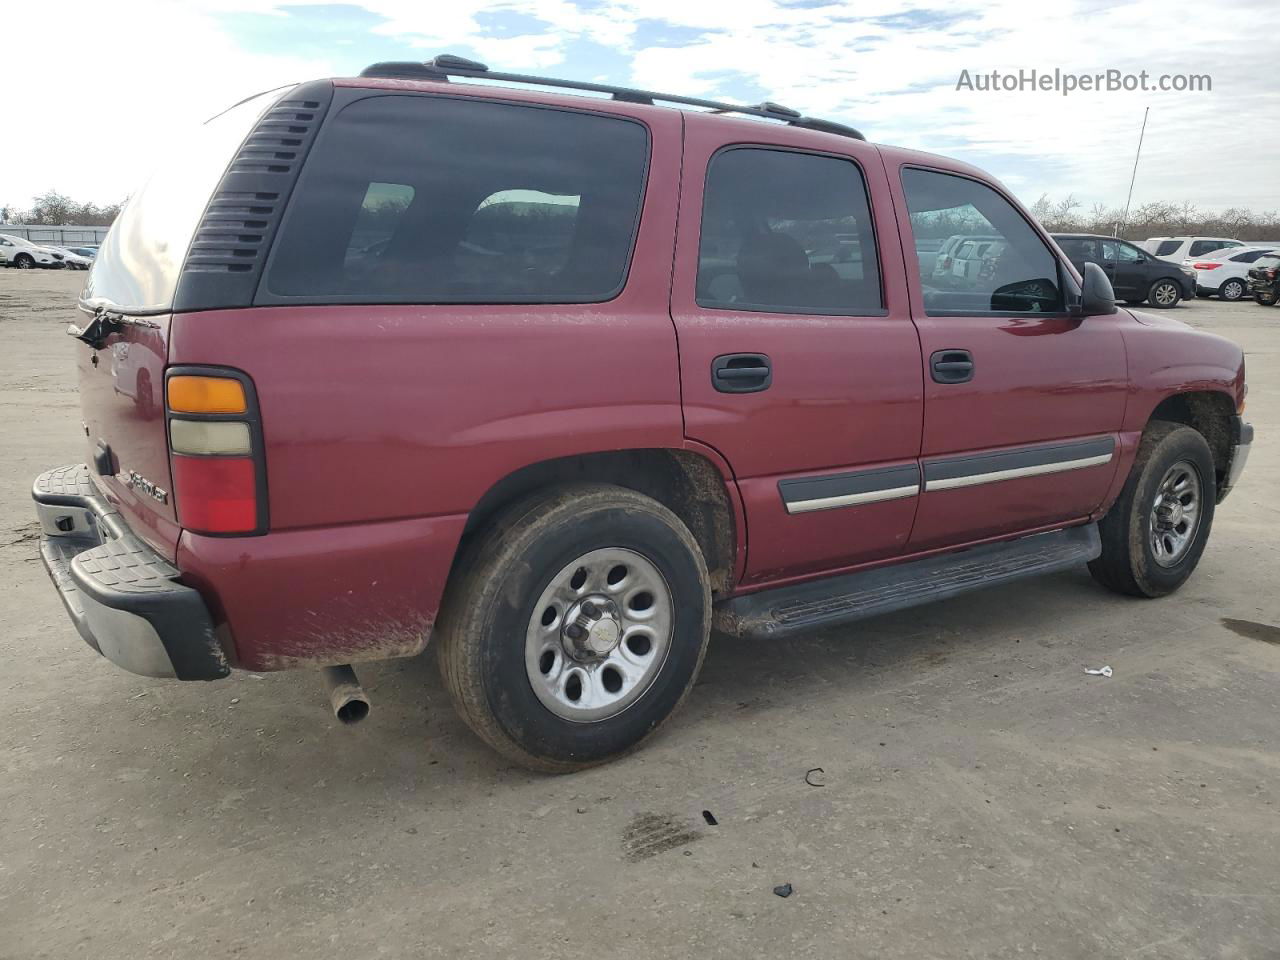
(358, 54, 866, 141)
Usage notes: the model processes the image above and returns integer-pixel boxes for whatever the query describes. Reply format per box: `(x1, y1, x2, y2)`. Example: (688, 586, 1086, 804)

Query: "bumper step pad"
(31, 464, 229, 680)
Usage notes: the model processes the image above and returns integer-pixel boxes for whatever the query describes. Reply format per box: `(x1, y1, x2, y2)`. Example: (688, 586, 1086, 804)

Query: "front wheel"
(13, 254, 34, 269)
(1148, 279, 1181, 308)
(1219, 278, 1246, 301)
(437, 484, 711, 771)
(1089, 422, 1216, 598)
(1257, 291, 1278, 306)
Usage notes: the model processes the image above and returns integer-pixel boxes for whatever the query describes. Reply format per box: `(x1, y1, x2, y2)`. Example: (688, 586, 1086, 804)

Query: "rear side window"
(1155, 240, 1181, 256)
(1189, 240, 1233, 257)
(266, 96, 648, 304)
(901, 168, 1063, 315)
(696, 148, 883, 315)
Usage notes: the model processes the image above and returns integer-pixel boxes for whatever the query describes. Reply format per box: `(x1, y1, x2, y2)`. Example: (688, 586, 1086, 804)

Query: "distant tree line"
(1029, 195, 1280, 242)
(0, 191, 124, 227)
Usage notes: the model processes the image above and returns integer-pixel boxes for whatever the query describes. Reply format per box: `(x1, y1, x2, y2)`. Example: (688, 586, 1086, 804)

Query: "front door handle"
(712, 353, 772, 393)
(930, 349, 974, 384)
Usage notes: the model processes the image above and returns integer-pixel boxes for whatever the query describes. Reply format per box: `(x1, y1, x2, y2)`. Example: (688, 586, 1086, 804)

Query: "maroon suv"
(33, 56, 1253, 770)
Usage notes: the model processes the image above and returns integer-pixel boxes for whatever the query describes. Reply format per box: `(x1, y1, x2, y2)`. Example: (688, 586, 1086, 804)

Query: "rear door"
(671, 116, 922, 585)
(890, 164, 1126, 551)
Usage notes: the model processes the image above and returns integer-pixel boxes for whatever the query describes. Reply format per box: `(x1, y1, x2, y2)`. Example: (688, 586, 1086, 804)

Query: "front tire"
(1089, 422, 1216, 598)
(13, 254, 34, 269)
(1218, 278, 1246, 301)
(1148, 279, 1181, 308)
(437, 484, 711, 772)
(1257, 291, 1278, 306)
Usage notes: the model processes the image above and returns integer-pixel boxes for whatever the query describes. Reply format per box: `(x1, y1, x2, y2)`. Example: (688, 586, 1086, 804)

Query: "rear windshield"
(263, 95, 649, 304)
(83, 88, 286, 313)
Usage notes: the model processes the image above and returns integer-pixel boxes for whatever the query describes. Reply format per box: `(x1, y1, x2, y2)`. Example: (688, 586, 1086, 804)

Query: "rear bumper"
(32, 464, 229, 680)
(1217, 417, 1253, 503)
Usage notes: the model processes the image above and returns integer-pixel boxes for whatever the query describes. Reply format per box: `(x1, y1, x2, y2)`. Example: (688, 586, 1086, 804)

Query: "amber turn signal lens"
(167, 376, 247, 414)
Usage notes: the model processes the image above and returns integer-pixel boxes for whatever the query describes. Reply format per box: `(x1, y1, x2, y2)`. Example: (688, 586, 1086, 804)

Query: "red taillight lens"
(171, 455, 258, 533)
(1192, 262, 1221, 270)
(166, 369, 264, 535)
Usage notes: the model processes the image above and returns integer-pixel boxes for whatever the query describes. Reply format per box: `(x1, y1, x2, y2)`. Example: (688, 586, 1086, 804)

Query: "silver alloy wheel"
(1152, 281, 1179, 306)
(1221, 279, 1245, 301)
(1149, 460, 1202, 567)
(525, 547, 674, 722)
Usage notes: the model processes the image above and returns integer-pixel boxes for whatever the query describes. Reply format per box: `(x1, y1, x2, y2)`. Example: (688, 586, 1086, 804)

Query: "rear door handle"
(712, 353, 772, 393)
(930, 349, 974, 384)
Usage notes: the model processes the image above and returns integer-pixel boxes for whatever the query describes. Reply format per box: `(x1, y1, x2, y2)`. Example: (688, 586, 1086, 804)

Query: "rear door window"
(265, 95, 648, 304)
(695, 147, 883, 315)
(82, 87, 286, 312)
(901, 168, 1063, 315)
(1189, 240, 1233, 257)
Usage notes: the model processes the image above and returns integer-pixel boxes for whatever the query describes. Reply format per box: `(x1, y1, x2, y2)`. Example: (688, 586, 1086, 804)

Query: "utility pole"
(1120, 107, 1149, 239)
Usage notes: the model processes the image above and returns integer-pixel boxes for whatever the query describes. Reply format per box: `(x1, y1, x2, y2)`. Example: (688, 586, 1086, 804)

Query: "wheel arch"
(457, 448, 742, 597)
(1146, 390, 1236, 490)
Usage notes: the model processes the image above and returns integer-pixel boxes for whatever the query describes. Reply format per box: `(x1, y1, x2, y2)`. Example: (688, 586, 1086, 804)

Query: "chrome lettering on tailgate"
(124, 470, 169, 504)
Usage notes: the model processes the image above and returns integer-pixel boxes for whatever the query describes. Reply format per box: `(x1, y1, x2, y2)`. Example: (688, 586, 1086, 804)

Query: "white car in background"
(0, 233, 62, 269)
(1185, 245, 1278, 301)
(1140, 236, 1244, 262)
(43, 245, 93, 270)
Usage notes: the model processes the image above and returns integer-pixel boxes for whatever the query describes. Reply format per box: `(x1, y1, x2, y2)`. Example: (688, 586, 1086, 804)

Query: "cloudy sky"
(4, 0, 1277, 214)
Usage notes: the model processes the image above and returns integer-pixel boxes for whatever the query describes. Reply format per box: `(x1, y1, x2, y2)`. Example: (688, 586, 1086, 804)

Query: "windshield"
(82, 87, 287, 313)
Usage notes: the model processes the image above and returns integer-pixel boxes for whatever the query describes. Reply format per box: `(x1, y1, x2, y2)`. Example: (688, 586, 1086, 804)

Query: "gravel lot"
(2, 268, 1277, 959)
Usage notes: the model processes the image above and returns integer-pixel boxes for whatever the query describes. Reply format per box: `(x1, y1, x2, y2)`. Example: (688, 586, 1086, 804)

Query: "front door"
(1102, 238, 1148, 300)
(890, 165, 1127, 551)
(670, 115, 923, 585)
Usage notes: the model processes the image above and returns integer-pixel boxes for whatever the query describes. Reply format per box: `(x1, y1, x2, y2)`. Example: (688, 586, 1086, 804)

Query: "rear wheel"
(1089, 422, 1216, 598)
(1148, 279, 1181, 308)
(13, 254, 34, 269)
(1218, 278, 1246, 301)
(437, 483, 712, 771)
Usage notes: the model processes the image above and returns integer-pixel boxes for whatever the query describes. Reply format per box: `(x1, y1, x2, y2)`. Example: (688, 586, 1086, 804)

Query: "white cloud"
(3, 0, 1276, 214)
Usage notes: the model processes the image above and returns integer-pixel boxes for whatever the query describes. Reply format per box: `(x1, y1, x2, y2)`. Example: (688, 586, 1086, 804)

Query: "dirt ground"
(1, 268, 1277, 960)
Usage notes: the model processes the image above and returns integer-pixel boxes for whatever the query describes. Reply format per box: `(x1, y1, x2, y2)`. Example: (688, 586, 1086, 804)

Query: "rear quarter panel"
(169, 104, 687, 671)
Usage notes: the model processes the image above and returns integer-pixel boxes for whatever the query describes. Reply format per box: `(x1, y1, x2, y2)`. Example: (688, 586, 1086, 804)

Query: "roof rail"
(358, 55, 866, 141)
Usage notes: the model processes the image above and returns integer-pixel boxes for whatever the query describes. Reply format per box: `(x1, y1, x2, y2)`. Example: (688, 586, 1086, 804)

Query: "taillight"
(1267, 268, 1278, 279)
(1192, 262, 1221, 270)
(165, 369, 266, 535)
(940, 256, 952, 269)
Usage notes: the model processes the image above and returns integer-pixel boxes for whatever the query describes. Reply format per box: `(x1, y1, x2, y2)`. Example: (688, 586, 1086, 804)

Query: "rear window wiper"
(68, 299, 160, 348)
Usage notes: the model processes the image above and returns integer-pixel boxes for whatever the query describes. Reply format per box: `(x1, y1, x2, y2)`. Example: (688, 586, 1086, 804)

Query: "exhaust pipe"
(321, 664, 370, 725)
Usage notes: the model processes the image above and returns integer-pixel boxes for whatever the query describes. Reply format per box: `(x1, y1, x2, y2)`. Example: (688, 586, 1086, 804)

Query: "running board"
(715, 524, 1101, 640)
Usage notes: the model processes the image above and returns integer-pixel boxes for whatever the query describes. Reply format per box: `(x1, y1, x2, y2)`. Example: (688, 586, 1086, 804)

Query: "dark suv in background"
(1053, 233, 1196, 308)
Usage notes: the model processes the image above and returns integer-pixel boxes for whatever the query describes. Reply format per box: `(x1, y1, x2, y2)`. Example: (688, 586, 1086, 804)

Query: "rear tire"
(1148, 279, 1181, 308)
(1089, 422, 1216, 598)
(436, 483, 712, 772)
(1218, 278, 1246, 301)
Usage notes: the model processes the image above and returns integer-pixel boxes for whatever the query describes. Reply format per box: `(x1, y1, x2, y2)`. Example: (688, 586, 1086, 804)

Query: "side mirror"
(1073, 261, 1117, 316)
